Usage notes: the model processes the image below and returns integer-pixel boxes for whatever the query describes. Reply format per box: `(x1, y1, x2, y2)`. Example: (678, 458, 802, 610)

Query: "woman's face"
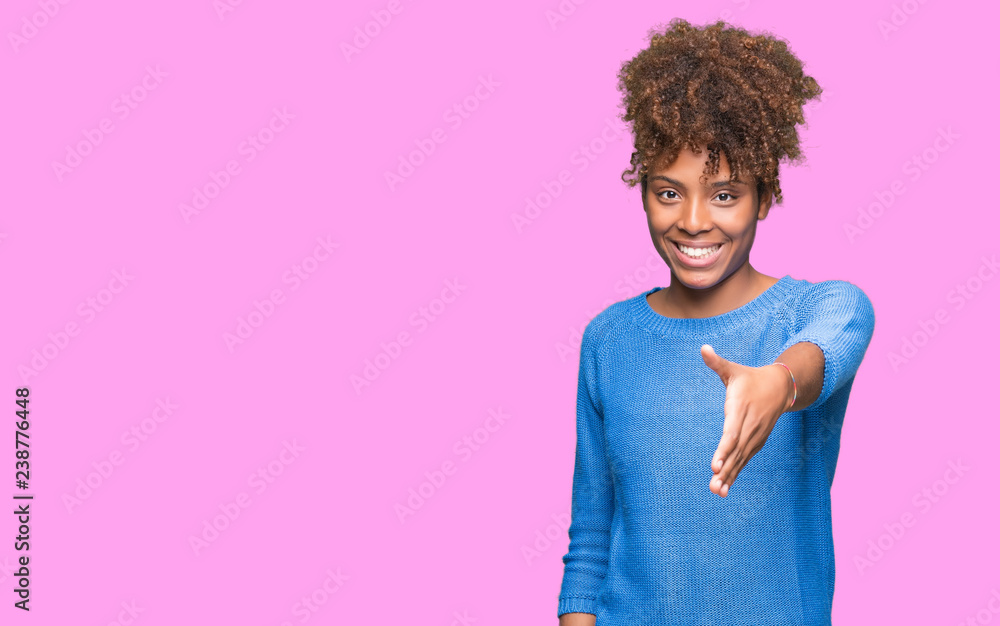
(643, 145, 772, 291)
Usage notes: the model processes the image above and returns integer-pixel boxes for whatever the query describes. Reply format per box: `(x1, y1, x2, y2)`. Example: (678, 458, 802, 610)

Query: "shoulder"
(580, 290, 647, 356)
(785, 277, 876, 326)
(795, 278, 874, 309)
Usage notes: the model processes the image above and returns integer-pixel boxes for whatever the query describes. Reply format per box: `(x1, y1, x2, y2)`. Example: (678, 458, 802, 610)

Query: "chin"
(672, 270, 722, 289)
(684, 279, 718, 290)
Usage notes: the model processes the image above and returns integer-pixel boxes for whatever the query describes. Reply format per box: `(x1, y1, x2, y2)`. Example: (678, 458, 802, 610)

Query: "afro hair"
(617, 18, 823, 205)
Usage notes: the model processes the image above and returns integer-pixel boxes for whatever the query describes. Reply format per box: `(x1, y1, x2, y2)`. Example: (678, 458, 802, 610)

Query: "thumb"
(700, 344, 733, 385)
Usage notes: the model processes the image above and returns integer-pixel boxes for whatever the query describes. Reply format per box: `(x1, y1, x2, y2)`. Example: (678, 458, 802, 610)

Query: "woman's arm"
(704, 280, 876, 496)
(702, 341, 823, 495)
(557, 326, 615, 616)
(775, 340, 825, 412)
(559, 612, 597, 626)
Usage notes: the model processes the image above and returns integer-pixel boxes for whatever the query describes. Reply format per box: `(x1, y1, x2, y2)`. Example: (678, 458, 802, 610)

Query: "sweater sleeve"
(557, 326, 615, 618)
(778, 280, 876, 408)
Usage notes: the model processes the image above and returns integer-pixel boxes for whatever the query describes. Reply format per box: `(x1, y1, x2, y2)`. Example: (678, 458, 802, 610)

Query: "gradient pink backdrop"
(1, 0, 997, 624)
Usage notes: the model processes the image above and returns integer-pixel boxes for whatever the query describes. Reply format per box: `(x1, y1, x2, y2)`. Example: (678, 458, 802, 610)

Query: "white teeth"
(678, 243, 720, 258)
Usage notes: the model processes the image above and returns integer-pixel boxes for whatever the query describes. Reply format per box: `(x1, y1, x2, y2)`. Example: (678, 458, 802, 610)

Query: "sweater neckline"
(631, 274, 795, 336)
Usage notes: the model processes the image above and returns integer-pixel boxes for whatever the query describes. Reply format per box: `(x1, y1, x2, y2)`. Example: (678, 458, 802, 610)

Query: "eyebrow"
(648, 175, 749, 188)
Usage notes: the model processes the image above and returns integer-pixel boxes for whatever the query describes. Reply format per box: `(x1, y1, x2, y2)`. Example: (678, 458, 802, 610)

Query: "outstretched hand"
(700, 344, 793, 498)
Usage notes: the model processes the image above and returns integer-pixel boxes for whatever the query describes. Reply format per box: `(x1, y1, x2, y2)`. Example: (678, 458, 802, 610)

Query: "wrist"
(771, 362, 797, 412)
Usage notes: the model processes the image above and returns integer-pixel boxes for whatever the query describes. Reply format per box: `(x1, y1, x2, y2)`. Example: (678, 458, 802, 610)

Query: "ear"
(756, 185, 773, 220)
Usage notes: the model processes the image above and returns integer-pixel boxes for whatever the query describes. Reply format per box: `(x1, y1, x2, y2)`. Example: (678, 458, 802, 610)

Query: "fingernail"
(721, 484, 729, 496)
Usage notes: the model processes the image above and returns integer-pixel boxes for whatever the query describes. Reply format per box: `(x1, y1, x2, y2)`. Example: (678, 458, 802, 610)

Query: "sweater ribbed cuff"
(558, 595, 597, 617)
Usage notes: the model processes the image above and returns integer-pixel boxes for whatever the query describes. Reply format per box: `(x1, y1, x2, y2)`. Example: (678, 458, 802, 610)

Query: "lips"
(670, 240, 724, 267)
(676, 242, 721, 254)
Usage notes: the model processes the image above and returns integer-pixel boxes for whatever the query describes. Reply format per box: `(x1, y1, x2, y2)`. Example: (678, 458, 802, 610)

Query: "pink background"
(2, 1, 998, 624)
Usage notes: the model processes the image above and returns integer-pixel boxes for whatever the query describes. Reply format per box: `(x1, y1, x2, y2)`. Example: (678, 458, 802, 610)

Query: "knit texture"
(557, 274, 876, 625)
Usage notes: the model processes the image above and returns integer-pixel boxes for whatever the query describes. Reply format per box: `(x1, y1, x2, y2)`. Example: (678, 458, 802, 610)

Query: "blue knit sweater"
(558, 274, 876, 625)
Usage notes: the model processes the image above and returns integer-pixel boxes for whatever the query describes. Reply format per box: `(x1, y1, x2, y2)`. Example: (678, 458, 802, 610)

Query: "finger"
(721, 436, 762, 493)
(712, 447, 741, 494)
(714, 402, 750, 487)
(712, 393, 742, 473)
(712, 452, 746, 496)
(719, 410, 772, 489)
(712, 431, 737, 474)
(701, 344, 732, 385)
(720, 456, 749, 497)
(718, 435, 753, 490)
(712, 447, 742, 494)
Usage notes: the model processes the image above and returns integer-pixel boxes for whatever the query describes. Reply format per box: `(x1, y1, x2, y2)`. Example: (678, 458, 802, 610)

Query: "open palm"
(700, 344, 793, 497)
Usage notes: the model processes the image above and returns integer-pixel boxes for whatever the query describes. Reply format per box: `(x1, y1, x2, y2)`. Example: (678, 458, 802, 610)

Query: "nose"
(677, 197, 713, 235)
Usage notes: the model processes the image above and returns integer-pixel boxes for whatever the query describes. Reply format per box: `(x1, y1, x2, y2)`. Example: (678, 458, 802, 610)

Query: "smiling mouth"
(673, 242, 722, 259)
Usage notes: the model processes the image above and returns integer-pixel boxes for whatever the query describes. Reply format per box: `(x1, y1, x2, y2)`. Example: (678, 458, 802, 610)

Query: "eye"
(716, 193, 738, 202)
(657, 190, 679, 200)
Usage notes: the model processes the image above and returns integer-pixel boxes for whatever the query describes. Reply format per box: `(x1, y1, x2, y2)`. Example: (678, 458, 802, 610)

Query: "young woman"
(557, 18, 876, 625)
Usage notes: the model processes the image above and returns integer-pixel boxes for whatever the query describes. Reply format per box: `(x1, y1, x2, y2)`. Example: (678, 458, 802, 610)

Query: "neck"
(661, 262, 769, 318)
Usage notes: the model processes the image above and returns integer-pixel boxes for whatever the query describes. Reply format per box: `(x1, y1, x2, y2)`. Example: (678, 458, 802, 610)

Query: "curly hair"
(617, 18, 822, 205)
